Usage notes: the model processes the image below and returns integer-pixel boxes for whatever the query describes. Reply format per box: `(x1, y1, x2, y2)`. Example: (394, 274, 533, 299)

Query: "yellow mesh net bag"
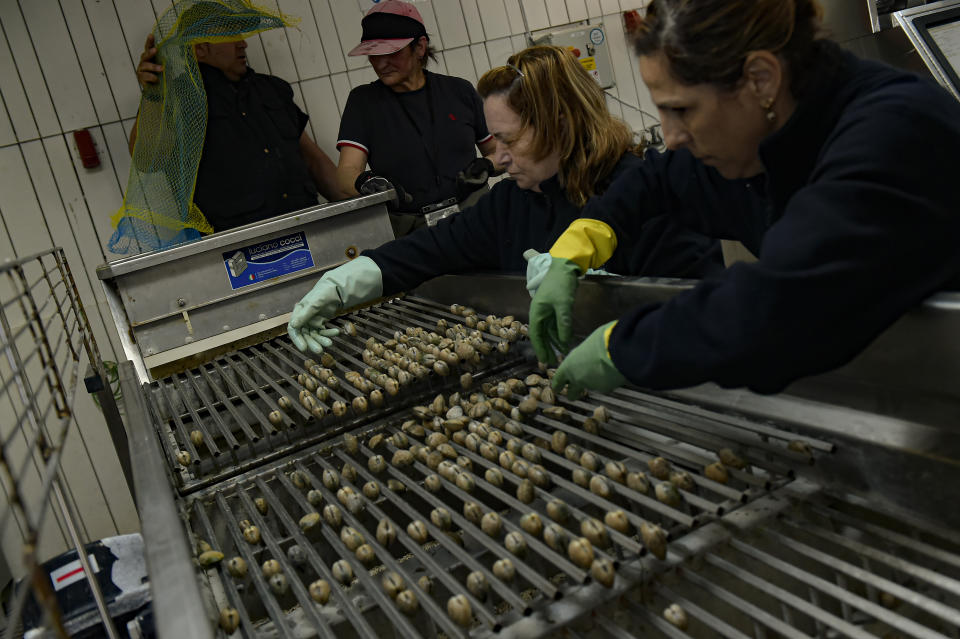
(109, 0, 296, 254)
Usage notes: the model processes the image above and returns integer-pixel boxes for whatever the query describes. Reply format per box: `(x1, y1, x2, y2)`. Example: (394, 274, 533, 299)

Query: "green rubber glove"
(523, 249, 553, 298)
(288, 256, 383, 354)
(528, 257, 582, 365)
(552, 321, 627, 398)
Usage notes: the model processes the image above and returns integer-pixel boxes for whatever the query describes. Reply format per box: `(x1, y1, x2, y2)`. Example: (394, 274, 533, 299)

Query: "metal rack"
(0, 248, 126, 639)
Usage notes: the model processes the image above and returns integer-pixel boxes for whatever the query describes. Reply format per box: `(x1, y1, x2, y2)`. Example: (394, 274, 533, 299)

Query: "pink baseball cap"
(348, 1, 428, 57)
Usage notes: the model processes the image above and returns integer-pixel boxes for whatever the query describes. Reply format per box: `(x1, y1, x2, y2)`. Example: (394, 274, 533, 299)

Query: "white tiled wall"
(0, 0, 654, 573)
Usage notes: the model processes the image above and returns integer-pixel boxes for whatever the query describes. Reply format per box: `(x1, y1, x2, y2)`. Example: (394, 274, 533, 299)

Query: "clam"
(547, 499, 570, 523)
(376, 518, 397, 547)
(518, 396, 539, 415)
(269, 573, 288, 596)
(604, 461, 627, 484)
(243, 525, 261, 544)
(362, 480, 380, 500)
(396, 589, 418, 615)
(176, 450, 191, 467)
(277, 396, 293, 411)
(226, 556, 247, 578)
(299, 512, 321, 532)
(291, 470, 311, 489)
(197, 539, 212, 554)
(341, 463, 358, 483)
(336, 486, 356, 505)
(427, 432, 448, 449)
(351, 396, 369, 414)
(663, 603, 689, 630)
(551, 431, 567, 454)
(581, 518, 610, 548)
(528, 464, 551, 488)
(322, 469, 339, 490)
(507, 438, 524, 455)
(189, 429, 203, 447)
(479, 442, 498, 462)
(431, 507, 453, 531)
(564, 444, 582, 462)
(511, 459, 530, 478)
(287, 545, 307, 566)
(392, 450, 414, 467)
(704, 462, 729, 484)
(460, 372, 473, 389)
(198, 550, 224, 567)
(340, 526, 364, 551)
(484, 468, 504, 487)
(669, 470, 696, 492)
(438, 443, 457, 459)
(418, 575, 434, 594)
(268, 410, 284, 426)
(481, 511, 502, 537)
(580, 451, 599, 471)
(407, 520, 429, 544)
(463, 501, 483, 525)
(626, 471, 650, 494)
(493, 557, 516, 582)
(382, 571, 405, 599)
(568, 537, 595, 569)
(520, 512, 543, 537)
(456, 472, 476, 493)
(424, 474, 443, 493)
(516, 479, 535, 504)
(521, 443, 541, 463)
(656, 482, 683, 507)
(355, 543, 376, 565)
(572, 467, 592, 488)
(788, 439, 813, 457)
(387, 479, 406, 493)
(592, 406, 609, 422)
(368, 455, 387, 474)
(717, 447, 747, 469)
(368, 433, 385, 450)
(640, 521, 668, 560)
(384, 378, 399, 396)
(456, 455, 473, 472)
(262, 559, 282, 578)
(254, 497, 268, 515)
(582, 417, 600, 435)
(499, 450, 518, 470)
(604, 509, 630, 534)
(368, 389, 384, 408)
(591, 558, 616, 588)
(466, 571, 489, 601)
(543, 523, 569, 552)
(504, 531, 527, 557)
(309, 579, 331, 604)
(648, 456, 671, 480)
(447, 594, 473, 627)
(433, 360, 450, 376)
(219, 608, 240, 634)
(344, 493, 365, 516)
(322, 504, 342, 528)
(320, 352, 336, 368)
(332, 559, 354, 584)
(331, 400, 348, 417)
(590, 475, 612, 499)
(540, 387, 556, 405)
(438, 460, 459, 482)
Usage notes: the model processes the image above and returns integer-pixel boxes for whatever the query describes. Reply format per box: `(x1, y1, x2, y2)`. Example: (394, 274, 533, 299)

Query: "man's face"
(195, 40, 248, 81)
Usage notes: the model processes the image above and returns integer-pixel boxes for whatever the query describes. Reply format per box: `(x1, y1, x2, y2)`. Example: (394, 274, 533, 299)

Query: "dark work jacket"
(194, 64, 317, 231)
(595, 44, 960, 394)
(364, 152, 723, 296)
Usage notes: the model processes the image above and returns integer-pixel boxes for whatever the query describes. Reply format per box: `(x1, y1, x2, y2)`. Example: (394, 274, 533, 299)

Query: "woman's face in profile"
(639, 52, 769, 179)
(483, 94, 560, 192)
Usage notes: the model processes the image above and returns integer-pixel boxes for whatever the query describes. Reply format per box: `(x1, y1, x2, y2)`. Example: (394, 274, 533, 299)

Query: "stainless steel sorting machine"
(95, 198, 960, 638)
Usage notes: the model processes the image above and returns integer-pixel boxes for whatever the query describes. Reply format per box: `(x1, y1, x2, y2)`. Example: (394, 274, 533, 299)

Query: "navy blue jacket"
(364, 152, 723, 296)
(598, 45, 960, 393)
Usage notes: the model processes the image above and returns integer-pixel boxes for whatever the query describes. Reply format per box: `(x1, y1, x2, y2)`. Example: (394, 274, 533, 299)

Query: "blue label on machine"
(222, 231, 314, 290)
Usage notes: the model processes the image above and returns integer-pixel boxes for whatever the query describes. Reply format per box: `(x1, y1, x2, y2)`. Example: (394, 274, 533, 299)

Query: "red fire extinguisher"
(73, 129, 100, 169)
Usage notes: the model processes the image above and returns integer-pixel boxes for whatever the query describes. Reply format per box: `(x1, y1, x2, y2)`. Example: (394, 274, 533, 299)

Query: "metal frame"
(0, 248, 127, 639)
(895, 0, 960, 100)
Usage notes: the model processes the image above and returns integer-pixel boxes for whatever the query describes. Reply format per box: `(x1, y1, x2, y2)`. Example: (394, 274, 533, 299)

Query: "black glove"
(355, 171, 413, 206)
(455, 157, 495, 202)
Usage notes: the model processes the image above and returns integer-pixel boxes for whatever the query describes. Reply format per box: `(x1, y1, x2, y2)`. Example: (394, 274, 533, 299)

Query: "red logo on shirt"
(448, 113, 457, 121)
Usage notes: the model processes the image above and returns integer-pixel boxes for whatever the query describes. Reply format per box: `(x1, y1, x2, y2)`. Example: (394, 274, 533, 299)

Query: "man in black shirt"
(130, 34, 339, 232)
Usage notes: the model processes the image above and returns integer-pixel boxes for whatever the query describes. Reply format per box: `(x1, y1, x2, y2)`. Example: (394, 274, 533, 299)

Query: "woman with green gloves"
(288, 45, 722, 354)
(530, 0, 960, 397)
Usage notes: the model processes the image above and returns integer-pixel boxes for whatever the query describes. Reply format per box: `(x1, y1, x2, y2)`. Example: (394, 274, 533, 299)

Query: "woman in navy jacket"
(530, 0, 960, 396)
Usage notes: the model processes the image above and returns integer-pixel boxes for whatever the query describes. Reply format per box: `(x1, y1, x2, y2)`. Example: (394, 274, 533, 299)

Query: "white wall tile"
(520, 0, 550, 31)
(502, 0, 527, 36)
(460, 0, 486, 43)
(278, 0, 330, 79)
(0, 2, 59, 138)
(565, 0, 588, 21)
(600, 0, 620, 15)
(329, 71, 354, 113)
(485, 37, 518, 69)
(58, 0, 121, 125)
(0, 24, 37, 142)
(478, 0, 511, 40)
(329, 0, 366, 71)
(112, 0, 162, 91)
(308, 0, 348, 74)
(432, 0, 470, 50)
(545, 0, 569, 26)
(444, 46, 479, 86)
(586, 0, 602, 18)
(300, 75, 342, 159)
(470, 43, 492, 78)
(82, 0, 143, 121)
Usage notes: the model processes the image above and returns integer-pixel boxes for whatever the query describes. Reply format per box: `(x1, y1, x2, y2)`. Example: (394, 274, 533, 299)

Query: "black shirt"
(194, 64, 318, 231)
(337, 71, 491, 213)
(588, 44, 960, 393)
(363, 152, 723, 296)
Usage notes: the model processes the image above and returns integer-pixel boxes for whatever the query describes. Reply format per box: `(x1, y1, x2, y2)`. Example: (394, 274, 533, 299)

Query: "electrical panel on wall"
(533, 24, 615, 89)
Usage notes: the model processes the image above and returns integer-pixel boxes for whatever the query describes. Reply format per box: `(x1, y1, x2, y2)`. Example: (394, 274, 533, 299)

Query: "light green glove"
(524, 248, 615, 298)
(528, 257, 582, 365)
(523, 249, 553, 298)
(288, 256, 383, 353)
(552, 321, 627, 398)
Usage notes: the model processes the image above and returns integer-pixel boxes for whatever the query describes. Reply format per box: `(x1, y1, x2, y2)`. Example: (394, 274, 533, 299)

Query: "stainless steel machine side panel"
(96, 192, 395, 277)
(97, 194, 395, 367)
(895, 0, 960, 101)
(118, 360, 212, 639)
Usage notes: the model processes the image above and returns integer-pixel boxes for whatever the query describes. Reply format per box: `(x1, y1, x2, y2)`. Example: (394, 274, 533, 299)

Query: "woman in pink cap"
(335, 0, 498, 237)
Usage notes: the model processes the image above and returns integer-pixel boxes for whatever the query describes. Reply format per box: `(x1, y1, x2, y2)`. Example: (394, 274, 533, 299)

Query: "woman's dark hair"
(409, 38, 438, 67)
(633, 0, 828, 98)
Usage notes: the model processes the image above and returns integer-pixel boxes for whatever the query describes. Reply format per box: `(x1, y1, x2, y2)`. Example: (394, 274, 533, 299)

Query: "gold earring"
(761, 98, 776, 123)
